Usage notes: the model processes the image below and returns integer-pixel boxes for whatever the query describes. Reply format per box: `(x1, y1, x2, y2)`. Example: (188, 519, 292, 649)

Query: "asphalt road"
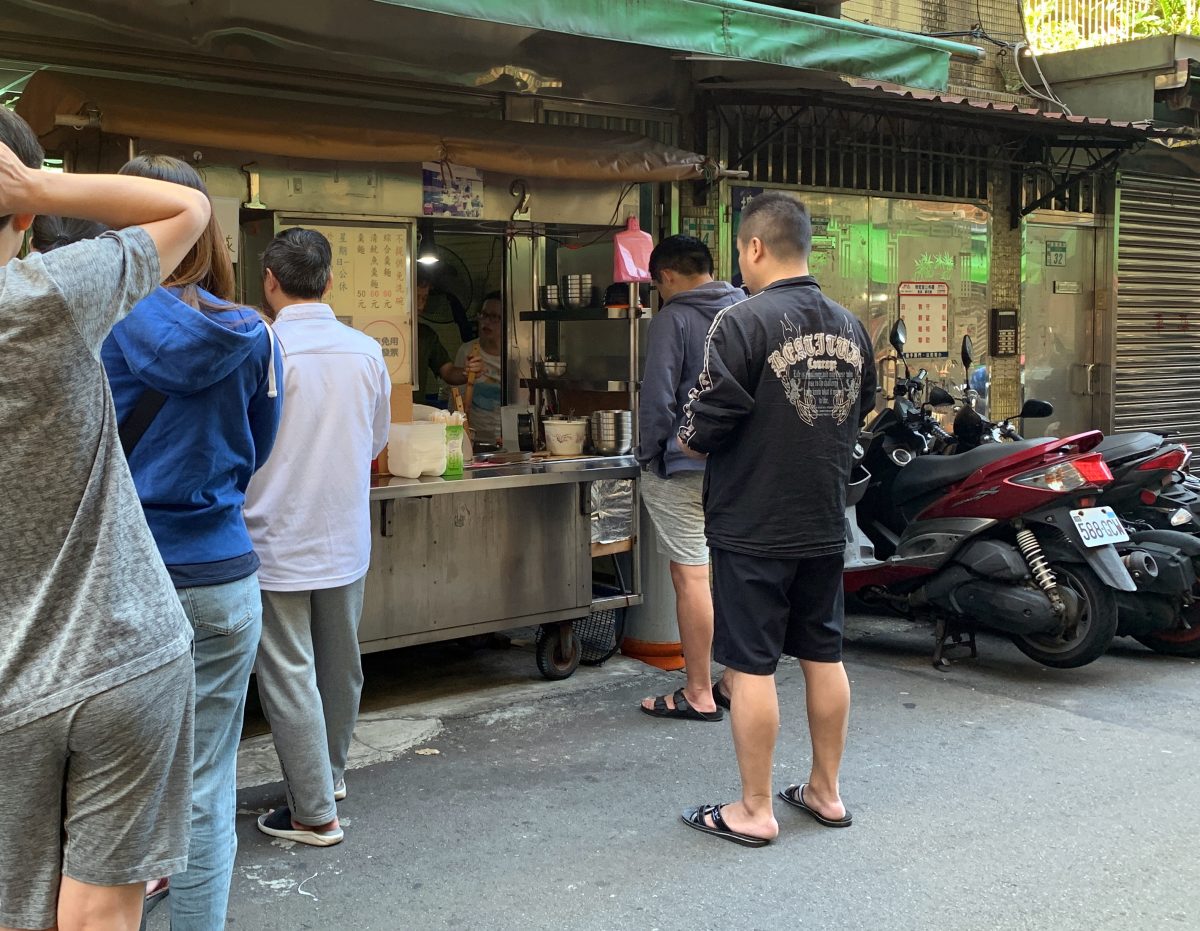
(198, 617, 1198, 931)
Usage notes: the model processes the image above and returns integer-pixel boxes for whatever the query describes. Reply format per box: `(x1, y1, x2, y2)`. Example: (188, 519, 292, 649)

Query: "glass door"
(1021, 222, 1098, 437)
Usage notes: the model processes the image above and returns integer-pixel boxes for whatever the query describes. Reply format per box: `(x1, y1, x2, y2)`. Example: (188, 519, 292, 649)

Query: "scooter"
(843, 320, 1143, 669)
(949, 345, 1200, 657)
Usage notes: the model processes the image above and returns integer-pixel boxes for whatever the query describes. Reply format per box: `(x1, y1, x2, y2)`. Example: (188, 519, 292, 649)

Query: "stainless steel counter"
(370, 455, 638, 500)
(359, 455, 640, 657)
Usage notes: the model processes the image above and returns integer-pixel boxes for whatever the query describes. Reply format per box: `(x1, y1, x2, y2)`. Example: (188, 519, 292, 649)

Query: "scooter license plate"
(1069, 507, 1129, 548)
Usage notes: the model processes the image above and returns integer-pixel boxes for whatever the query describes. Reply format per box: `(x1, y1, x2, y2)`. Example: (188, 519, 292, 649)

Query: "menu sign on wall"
(302, 223, 412, 385)
(899, 281, 950, 358)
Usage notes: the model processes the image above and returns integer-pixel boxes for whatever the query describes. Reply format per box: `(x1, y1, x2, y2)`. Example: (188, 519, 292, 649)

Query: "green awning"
(370, 0, 983, 92)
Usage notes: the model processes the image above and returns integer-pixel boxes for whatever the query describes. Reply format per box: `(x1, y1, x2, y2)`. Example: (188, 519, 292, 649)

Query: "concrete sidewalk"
(167, 619, 1199, 930)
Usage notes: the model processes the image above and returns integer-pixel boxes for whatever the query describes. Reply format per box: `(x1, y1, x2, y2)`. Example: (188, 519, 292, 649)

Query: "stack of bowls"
(540, 284, 561, 311)
(562, 273, 593, 310)
(591, 410, 633, 455)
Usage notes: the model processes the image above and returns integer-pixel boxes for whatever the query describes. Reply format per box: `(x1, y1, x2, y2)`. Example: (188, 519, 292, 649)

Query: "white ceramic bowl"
(544, 418, 588, 456)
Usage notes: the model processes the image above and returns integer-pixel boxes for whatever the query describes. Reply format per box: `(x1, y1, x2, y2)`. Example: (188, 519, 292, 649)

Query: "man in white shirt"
(244, 228, 391, 847)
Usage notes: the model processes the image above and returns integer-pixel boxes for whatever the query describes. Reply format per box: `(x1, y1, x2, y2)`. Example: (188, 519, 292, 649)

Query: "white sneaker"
(334, 778, 347, 801)
(257, 807, 343, 847)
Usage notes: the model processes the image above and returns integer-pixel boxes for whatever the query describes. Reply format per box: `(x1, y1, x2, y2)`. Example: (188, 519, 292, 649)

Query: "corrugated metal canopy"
(836, 79, 1189, 140)
(372, 0, 984, 92)
(697, 69, 1197, 141)
(15, 71, 715, 182)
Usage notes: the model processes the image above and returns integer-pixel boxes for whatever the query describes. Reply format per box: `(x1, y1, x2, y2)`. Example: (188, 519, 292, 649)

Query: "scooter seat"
(892, 440, 1051, 504)
(1094, 431, 1163, 464)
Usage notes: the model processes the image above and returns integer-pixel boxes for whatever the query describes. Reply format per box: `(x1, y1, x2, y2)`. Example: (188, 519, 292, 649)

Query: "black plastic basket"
(577, 585, 627, 666)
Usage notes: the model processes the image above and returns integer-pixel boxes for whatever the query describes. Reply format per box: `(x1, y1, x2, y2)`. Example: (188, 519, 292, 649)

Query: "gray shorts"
(0, 651, 194, 930)
(640, 469, 709, 566)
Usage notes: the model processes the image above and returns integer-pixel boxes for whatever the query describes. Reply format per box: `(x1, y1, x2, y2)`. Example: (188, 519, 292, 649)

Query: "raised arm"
(0, 144, 209, 275)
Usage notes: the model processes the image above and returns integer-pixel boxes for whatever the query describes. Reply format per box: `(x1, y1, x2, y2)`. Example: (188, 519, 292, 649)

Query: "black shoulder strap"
(119, 389, 169, 457)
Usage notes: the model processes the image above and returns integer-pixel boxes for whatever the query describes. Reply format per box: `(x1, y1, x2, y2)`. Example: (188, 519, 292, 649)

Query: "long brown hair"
(118, 154, 235, 308)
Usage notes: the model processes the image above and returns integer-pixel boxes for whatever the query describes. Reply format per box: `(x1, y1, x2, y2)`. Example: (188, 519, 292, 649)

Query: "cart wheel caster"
(536, 623, 581, 680)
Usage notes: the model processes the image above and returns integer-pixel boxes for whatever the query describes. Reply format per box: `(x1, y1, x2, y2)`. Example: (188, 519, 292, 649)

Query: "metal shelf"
(521, 377, 631, 392)
(590, 593, 643, 612)
(591, 538, 634, 558)
(520, 307, 636, 322)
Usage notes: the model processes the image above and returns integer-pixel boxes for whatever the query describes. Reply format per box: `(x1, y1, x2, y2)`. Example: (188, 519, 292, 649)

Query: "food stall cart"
(363, 457, 639, 679)
(15, 69, 700, 678)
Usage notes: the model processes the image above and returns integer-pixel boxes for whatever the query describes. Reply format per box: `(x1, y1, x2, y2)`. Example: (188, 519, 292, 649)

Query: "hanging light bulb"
(417, 220, 440, 265)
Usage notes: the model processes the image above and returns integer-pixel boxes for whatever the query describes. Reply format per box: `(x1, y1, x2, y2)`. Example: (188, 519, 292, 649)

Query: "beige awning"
(16, 70, 714, 182)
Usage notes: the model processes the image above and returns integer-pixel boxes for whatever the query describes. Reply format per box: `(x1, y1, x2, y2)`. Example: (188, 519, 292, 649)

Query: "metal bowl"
(594, 440, 633, 455)
(591, 410, 633, 431)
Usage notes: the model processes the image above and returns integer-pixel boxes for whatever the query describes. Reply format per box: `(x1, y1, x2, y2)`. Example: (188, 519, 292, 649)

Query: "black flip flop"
(778, 784, 853, 828)
(681, 804, 771, 848)
(713, 680, 731, 712)
(640, 687, 724, 722)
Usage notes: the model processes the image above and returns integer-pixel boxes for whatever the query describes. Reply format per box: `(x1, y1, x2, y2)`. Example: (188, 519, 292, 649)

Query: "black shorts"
(711, 547, 846, 674)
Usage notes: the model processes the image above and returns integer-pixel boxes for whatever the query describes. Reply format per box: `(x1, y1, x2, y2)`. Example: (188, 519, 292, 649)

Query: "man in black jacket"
(678, 192, 875, 847)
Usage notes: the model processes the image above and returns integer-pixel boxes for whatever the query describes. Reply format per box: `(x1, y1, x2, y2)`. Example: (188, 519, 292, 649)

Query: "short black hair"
(483, 290, 502, 303)
(261, 227, 332, 300)
(738, 192, 811, 260)
(0, 108, 43, 228)
(30, 215, 108, 252)
(648, 235, 714, 281)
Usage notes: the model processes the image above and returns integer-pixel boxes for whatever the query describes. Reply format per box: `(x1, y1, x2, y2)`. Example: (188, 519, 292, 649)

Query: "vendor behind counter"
(414, 265, 469, 404)
(454, 292, 503, 445)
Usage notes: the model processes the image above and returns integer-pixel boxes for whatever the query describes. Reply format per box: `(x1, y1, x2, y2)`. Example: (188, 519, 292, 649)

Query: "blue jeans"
(169, 574, 262, 931)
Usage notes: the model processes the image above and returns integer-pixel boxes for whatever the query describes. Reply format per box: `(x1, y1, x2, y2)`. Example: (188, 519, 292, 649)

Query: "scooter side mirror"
(961, 334, 974, 369)
(889, 319, 907, 356)
(928, 386, 954, 407)
(1019, 399, 1054, 419)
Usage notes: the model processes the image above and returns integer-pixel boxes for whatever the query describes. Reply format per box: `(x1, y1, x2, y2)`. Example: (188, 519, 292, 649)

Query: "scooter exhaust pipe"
(1122, 550, 1159, 582)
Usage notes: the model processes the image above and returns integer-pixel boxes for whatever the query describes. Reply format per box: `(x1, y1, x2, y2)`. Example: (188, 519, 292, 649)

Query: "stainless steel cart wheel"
(536, 621, 582, 680)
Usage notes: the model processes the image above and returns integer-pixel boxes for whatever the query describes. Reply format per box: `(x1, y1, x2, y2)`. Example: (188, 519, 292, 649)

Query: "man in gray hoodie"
(637, 235, 744, 722)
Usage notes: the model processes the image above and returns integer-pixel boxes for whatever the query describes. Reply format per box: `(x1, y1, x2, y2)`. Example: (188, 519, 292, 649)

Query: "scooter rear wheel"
(1010, 562, 1118, 669)
(1134, 601, 1200, 656)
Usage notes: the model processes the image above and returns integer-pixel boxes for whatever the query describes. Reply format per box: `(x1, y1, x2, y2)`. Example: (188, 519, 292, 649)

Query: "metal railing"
(1025, 0, 1144, 52)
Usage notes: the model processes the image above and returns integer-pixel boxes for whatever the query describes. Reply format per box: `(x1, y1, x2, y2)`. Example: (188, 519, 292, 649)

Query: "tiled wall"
(840, 0, 1035, 102)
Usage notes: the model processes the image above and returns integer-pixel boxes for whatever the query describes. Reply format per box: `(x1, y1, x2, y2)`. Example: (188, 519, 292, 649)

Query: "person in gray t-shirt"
(0, 107, 209, 931)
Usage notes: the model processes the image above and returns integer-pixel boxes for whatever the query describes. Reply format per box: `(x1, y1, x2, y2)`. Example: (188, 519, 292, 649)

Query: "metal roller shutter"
(1114, 172, 1200, 448)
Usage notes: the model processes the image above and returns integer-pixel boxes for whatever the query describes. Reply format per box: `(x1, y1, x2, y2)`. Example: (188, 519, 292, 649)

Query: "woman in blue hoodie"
(102, 155, 283, 931)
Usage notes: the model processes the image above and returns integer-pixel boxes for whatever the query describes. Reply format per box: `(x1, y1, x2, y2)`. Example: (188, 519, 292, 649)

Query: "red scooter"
(843, 322, 1146, 668)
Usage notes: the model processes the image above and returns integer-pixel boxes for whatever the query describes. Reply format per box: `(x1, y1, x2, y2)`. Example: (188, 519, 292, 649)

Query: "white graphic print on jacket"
(767, 315, 864, 426)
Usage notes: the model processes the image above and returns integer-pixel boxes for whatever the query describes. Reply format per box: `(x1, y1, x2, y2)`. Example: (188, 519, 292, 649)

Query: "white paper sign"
(899, 281, 950, 358)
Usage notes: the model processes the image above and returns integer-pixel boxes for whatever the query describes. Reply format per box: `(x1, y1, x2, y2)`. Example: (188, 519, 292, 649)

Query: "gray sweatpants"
(255, 578, 366, 826)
